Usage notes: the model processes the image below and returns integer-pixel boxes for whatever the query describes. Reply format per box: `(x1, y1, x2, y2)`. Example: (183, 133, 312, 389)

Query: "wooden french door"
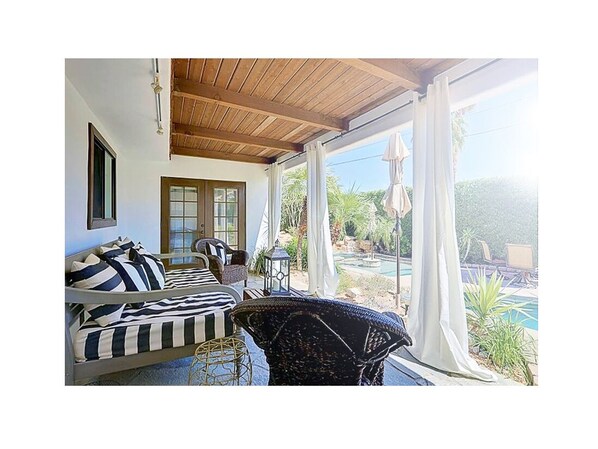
(160, 177, 246, 269)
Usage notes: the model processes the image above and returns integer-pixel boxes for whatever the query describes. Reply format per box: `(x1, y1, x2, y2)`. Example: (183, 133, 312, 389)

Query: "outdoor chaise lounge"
(230, 296, 412, 385)
(64, 239, 242, 385)
(506, 243, 538, 286)
(480, 240, 506, 274)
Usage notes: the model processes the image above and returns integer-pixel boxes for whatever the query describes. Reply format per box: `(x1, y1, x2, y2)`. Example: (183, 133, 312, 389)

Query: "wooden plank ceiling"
(170, 58, 463, 164)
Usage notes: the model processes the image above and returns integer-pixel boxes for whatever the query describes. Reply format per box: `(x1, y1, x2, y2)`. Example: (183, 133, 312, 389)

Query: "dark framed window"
(87, 123, 117, 229)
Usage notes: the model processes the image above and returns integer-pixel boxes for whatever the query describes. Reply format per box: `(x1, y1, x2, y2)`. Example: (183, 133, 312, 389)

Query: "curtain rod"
(269, 58, 502, 169)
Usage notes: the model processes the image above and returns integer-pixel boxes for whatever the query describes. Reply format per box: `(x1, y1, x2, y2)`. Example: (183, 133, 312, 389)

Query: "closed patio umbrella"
(381, 133, 412, 309)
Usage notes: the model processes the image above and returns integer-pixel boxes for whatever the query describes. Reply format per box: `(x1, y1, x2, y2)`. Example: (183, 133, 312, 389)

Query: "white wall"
(121, 156, 268, 255)
(65, 78, 131, 255)
(66, 76, 268, 257)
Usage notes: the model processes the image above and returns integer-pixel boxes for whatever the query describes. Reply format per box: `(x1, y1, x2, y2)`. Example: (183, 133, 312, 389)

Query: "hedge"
(393, 177, 537, 265)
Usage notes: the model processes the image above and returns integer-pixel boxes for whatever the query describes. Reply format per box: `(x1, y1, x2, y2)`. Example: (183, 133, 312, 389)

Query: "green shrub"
(464, 267, 536, 385)
(283, 236, 308, 271)
(455, 176, 538, 264)
(380, 177, 537, 262)
(471, 318, 533, 384)
(250, 246, 267, 275)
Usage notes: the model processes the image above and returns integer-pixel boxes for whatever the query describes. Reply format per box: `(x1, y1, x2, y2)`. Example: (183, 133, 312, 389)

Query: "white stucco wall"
(121, 156, 268, 255)
(65, 78, 131, 255)
(65, 77, 268, 257)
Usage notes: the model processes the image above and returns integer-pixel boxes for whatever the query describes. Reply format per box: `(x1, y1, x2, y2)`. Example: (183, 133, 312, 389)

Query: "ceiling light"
(151, 75, 163, 94)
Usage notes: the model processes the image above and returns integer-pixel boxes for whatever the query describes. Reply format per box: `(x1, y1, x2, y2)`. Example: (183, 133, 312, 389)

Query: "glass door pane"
(213, 187, 239, 249)
(169, 185, 199, 264)
(161, 178, 205, 269)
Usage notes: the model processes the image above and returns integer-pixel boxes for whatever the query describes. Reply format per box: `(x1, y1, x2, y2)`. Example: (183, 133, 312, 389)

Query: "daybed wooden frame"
(65, 240, 242, 385)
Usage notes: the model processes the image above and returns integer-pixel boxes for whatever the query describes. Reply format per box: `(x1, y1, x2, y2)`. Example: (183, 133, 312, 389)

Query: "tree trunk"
(297, 196, 308, 271)
(330, 221, 341, 246)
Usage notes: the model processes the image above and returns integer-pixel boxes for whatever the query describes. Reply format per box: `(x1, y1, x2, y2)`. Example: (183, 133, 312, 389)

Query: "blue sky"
(326, 79, 538, 192)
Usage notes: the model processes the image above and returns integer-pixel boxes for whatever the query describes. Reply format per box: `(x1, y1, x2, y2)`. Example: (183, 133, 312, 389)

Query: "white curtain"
(267, 162, 283, 248)
(408, 77, 496, 381)
(306, 141, 338, 298)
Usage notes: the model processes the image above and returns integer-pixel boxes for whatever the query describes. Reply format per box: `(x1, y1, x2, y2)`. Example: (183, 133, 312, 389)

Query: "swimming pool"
(500, 295, 538, 331)
(334, 253, 412, 276)
(334, 253, 537, 330)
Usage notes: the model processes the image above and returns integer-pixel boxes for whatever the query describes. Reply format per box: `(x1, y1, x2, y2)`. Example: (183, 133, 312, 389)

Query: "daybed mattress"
(73, 268, 236, 363)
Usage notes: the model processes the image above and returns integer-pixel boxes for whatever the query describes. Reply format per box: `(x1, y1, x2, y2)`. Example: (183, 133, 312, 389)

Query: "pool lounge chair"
(479, 240, 506, 274)
(506, 243, 538, 287)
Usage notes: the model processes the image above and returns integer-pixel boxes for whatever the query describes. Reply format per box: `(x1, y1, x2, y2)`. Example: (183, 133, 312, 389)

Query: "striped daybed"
(65, 240, 242, 385)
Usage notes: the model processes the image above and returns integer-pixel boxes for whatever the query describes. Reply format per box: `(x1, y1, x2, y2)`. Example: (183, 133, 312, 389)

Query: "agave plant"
(464, 268, 534, 332)
(458, 227, 478, 262)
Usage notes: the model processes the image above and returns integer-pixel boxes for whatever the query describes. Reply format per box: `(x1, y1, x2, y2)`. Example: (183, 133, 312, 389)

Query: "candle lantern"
(263, 239, 291, 296)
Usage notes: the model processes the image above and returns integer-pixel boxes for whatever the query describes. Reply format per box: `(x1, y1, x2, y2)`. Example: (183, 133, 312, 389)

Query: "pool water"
(501, 295, 538, 331)
(334, 253, 412, 276)
(334, 253, 538, 330)
(465, 295, 538, 330)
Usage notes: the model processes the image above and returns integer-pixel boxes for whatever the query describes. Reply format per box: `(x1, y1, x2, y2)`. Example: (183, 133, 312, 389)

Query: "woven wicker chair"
(193, 238, 249, 286)
(230, 296, 412, 385)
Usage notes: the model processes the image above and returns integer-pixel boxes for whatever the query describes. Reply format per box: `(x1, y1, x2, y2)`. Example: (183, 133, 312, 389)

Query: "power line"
(464, 122, 525, 137)
(327, 153, 385, 167)
(325, 121, 530, 168)
(464, 94, 536, 117)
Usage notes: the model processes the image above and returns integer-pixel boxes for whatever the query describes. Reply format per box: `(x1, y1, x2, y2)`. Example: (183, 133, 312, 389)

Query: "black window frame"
(87, 123, 117, 230)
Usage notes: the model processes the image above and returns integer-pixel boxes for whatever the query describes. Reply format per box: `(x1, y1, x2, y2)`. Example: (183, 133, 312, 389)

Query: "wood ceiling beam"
(339, 59, 423, 91)
(171, 146, 274, 165)
(173, 78, 346, 131)
(172, 123, 301, 153)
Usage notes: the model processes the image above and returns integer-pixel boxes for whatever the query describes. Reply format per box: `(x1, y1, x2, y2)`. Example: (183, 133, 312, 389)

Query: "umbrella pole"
(395, 213, 401, 310)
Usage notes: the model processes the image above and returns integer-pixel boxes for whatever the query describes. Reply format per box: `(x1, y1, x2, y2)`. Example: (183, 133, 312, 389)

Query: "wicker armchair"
(192, 238, 249, 287)
(230, 296, 412, 385)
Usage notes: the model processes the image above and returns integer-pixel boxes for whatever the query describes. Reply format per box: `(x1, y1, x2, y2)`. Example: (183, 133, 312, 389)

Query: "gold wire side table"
(188, 336, 252, 386)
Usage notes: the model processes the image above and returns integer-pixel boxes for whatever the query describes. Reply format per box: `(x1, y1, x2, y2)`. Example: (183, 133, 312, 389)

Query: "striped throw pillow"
(104, 255, 150, 309)
(70, 254, 126, 327)
(129, 245, 166, 290)
(207, 242, 228, 265)
(117, 237, 135, 251)
(100, 245, 150, 292)
(99, 244, 126, 259)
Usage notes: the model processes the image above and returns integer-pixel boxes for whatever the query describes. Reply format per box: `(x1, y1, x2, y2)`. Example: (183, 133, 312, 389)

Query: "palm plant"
(356, 203, 395, 258)
(281, 166, 307, 231)
(451, 105, 474, 176)
(327, 182, 367, 243)
(458, 227, 478, 262)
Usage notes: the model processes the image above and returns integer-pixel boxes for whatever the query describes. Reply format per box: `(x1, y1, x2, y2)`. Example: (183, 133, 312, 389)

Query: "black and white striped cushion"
(130, 245, 166, 290)
(69, 254, 126, 327)
(73, 292, 236, 362)
(106, 256, 150, 292)
(73, 269, 235, 362)
(99, 244, 126, 259)
(117, 237, 135, 251)
(164, 267, 220, 288)
(207, 242, 228, 265)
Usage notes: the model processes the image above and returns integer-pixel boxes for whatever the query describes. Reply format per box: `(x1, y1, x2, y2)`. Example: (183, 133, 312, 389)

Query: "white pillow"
(208, 242, 227, 265)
